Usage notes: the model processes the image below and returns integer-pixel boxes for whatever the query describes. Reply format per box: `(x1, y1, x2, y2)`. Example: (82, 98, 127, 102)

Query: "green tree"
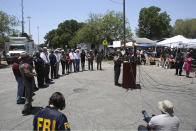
(136, 6, 171, 40)
(0, 11, 19, 43)
(172, 19, 196, 38)
(101, 11, 132, 44)
(44, 20, 84, 48)
(44, 29, 57, 48)
(75, 11, 132, 48)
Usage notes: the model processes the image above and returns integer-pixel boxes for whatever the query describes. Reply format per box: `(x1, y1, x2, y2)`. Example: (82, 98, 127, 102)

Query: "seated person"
(147, 100, 180, 131)
(33, 92, 70, 131)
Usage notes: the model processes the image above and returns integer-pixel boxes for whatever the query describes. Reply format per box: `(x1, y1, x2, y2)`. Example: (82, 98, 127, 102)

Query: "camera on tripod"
(142, 110, 151, 123)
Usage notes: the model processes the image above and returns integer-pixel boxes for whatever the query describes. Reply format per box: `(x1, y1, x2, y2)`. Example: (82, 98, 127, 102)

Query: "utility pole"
(21, 0, 24, 35)
(123, 0, 126, 48)
(37, 26, 39, 45)
(27, 16, 31, 35)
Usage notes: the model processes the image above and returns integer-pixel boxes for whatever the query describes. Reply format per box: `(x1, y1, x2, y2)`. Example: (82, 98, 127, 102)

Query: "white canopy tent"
(187, 39, 196, 48)
(133, 37, 155, 44)
(125, 42, 139, 47)
(157, 35, 190, 48)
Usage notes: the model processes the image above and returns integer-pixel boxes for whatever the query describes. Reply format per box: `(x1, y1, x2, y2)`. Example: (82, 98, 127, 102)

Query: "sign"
(113, 41, 121, 48)
(102, 40, 108, 46)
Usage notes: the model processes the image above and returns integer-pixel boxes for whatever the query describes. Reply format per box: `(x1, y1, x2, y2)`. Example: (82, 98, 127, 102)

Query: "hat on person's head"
(43, 47, 47, 50)
(75, 49, 80, 52)
(61, 50, 64, 52)
(158, 100, 174, 114)
(55, 49, 58, 53)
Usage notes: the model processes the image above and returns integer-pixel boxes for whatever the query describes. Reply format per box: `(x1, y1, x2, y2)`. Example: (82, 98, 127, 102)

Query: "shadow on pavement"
(0, 64, 9, 69)
(138, 125, 148, 131)
(22, 106, 43, 116)
(122, 84, 142, 91)
(31, 106, 43, 115)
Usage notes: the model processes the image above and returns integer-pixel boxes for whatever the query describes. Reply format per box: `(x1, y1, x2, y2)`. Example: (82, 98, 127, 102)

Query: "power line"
(109, 0, 122, 4)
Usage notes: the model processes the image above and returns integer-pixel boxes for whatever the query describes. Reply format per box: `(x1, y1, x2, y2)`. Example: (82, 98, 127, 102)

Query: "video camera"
(142, 110, 151, 123)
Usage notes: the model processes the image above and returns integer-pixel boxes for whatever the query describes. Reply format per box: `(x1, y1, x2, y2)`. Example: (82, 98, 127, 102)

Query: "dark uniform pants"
(114, 66, 121, 84)
(44, 64, 50, 83)
(22, 78, 33, 112)
(81, 61, 85, 71)
(36, 69, 44, 87)
(97, 61, 102, 70)
(175, 63, 183, 75)
(51, 64, 56, 78)
(88, 60, 93, 70)
(61, 61, 65, 74)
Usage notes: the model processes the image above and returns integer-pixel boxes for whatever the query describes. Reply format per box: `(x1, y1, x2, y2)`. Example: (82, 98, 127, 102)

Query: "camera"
(142, 110, 151, 123)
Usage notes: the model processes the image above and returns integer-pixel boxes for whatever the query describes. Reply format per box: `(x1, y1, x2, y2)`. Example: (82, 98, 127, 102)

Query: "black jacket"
(49, 53, 57, 65)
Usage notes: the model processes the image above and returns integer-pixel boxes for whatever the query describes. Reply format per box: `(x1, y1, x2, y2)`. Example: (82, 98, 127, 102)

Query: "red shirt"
(12, 62, 22, 77)
(66, 55, 70, 62)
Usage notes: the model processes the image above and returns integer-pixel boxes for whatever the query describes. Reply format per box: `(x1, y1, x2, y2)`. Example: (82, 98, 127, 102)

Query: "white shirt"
(149, 114, 180, 131)
(54, 53, 60, 62)
(40, 52, 50, 64)
(121, 50, 125, 55)
(69, 52, 76, 60)
(75, 52, 80, 59)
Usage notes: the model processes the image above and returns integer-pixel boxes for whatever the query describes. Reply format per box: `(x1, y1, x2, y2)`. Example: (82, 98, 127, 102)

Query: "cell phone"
(142, 110, 151, 123)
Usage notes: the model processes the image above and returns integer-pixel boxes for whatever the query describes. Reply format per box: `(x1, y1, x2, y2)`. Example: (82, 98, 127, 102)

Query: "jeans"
(61, 61, 65, 74)
(70, 60, 76, 72)
(66, 62, 69, 73)
(75, 59, 80, 72)
(16, 77, 24, 102)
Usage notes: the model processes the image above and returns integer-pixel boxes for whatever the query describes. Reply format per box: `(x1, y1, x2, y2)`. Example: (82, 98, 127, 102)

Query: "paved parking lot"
(0, 62, 196, 130)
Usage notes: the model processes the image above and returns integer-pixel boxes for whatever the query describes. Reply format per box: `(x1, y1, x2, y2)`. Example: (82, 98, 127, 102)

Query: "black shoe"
(22, 104, 32, 115)
(39, 84, 48, 88)
(17, 99, 25, 104)
(34, 88, 39, 92)
(32, 92, 35, 96)
(115, 83, 121, 87)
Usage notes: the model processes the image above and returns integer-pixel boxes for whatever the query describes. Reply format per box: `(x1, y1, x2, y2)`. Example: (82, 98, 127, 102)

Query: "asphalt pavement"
(0, 62, 196, 130)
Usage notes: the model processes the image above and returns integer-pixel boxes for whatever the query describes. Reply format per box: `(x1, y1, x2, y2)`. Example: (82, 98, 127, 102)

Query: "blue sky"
(1, 0, 196, 44)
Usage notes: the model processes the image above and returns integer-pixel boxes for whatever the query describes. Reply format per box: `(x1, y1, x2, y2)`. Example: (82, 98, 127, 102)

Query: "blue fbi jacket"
(33, 106, 70, 131)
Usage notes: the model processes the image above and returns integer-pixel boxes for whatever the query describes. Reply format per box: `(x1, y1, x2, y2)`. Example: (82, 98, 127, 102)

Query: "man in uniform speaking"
(113, 49, 123, 86)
